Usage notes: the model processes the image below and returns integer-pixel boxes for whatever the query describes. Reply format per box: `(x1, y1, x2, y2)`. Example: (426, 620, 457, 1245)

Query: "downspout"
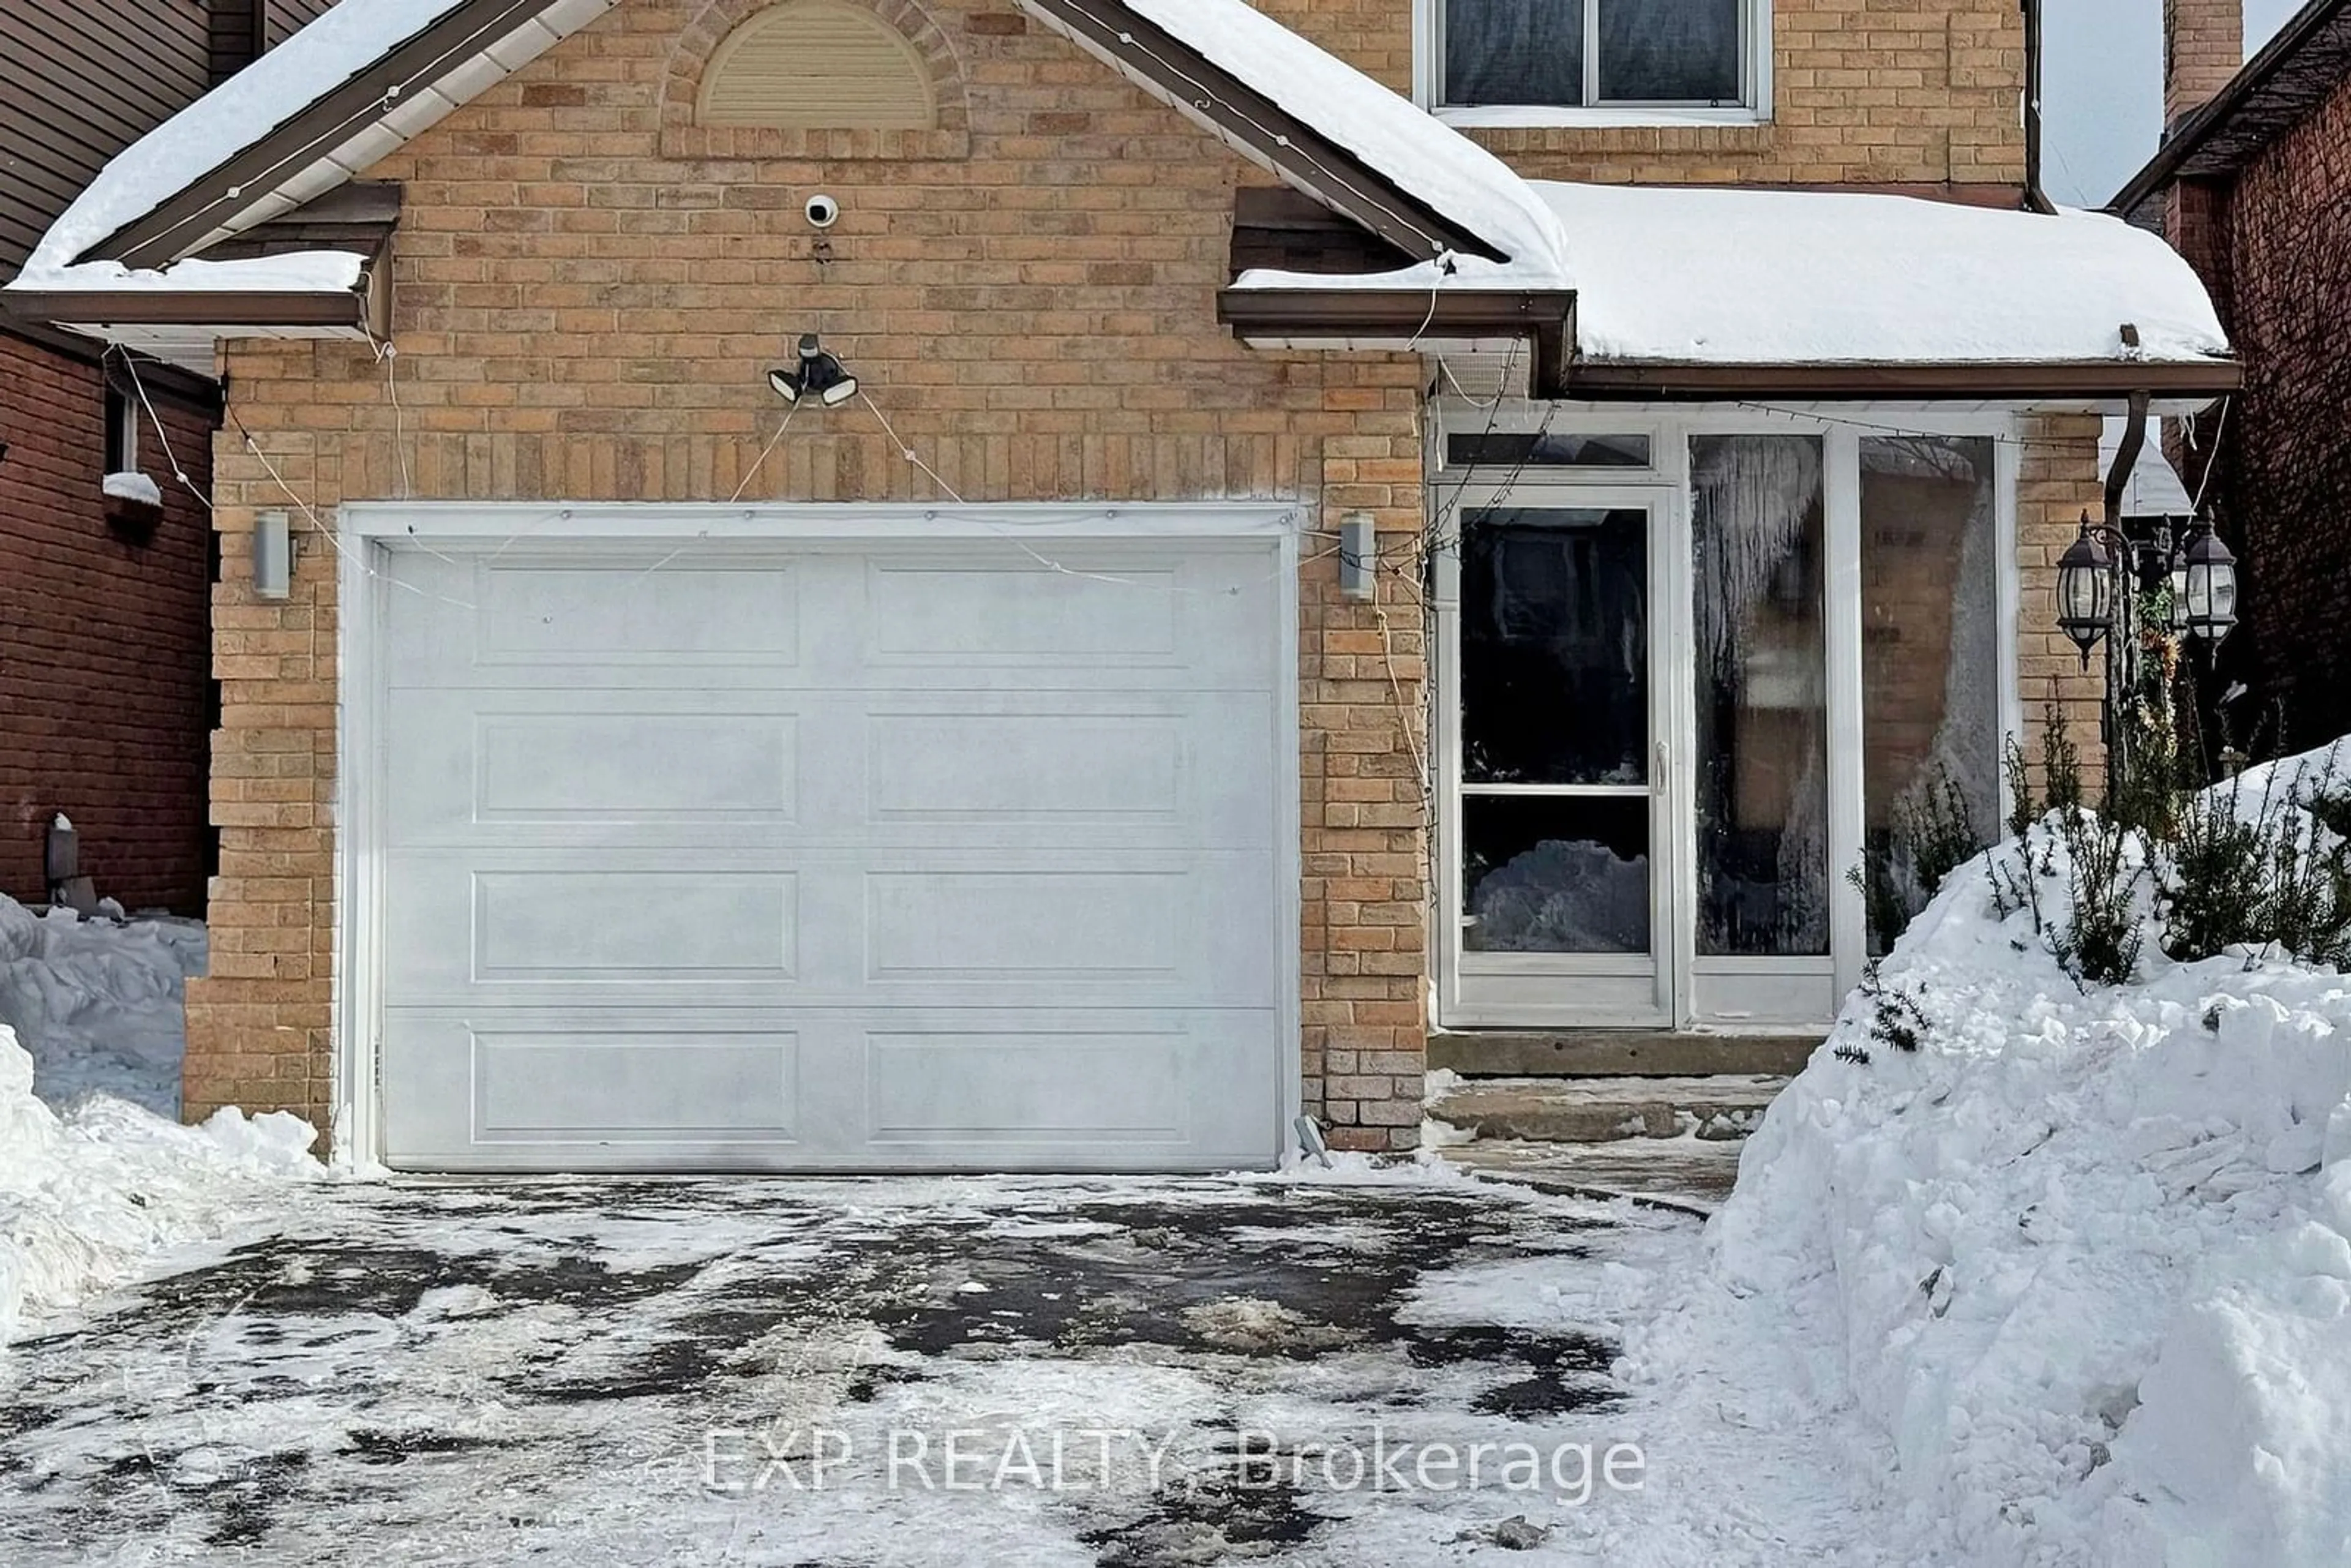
(2104, 383, 2151, 523)
(2021, 0, 2060, 214)
(2101, 381, 2153, 797)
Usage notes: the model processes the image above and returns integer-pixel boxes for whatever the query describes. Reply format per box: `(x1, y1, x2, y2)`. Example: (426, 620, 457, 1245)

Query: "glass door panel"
(1859, 435, 2001, 955)
(1463, 794, 1651, 954)
(1442, 500, 1670, 1027)
(1689, 434, 1831, 959)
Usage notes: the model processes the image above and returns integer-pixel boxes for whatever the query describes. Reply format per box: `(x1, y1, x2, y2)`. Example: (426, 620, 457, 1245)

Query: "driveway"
(0, 1172, 1843, 1566)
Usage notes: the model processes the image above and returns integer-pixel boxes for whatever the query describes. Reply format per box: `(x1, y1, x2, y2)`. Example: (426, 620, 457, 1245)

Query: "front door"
(1436, 490, 1674, 1027)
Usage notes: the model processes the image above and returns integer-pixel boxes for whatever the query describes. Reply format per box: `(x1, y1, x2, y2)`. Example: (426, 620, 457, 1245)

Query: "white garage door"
(362, 513, 1292, 1172)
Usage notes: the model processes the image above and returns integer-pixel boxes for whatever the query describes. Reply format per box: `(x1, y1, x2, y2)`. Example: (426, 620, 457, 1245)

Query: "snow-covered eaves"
(2, 249, 383, 373)
(1016, 0, 1567, 276)
(26, 0, 618, 277)
(1228, 182, 2240, 405)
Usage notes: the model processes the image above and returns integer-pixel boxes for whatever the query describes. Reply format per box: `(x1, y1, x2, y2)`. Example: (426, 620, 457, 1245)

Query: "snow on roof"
(1235, 182, 2233, 368)
(2100, 416, 2199, 516)
(1109, 0, 1569, 275)
(16, 250, 369, 297)
(1539, 183, 2230, 366)
(15, 1, 478, 285)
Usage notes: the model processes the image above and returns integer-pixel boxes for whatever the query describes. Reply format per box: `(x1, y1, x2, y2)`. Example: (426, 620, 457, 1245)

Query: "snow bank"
(0, 1022, 320, 1354)
(0, 895, 205, 1116)
(1633, 816, 2351, 1566)
(1, 894, 321, 1356)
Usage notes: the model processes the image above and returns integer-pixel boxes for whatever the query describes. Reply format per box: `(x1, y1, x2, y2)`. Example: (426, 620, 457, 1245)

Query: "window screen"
(1445, 0, 1586, 108)
(1445, 0, 1747, 108)
(1597, 0, 1741, 101)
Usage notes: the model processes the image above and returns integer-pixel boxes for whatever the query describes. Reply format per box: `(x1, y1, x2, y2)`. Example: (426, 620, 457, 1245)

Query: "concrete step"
(1427, 1074, 1788, 1145)
(1441, 1138, 1745, 1212)
(1429, 1030, 1821, 1079)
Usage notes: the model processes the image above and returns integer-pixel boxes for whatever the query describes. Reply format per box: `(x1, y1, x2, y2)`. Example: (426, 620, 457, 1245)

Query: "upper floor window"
(1434, 0, 1761, 114)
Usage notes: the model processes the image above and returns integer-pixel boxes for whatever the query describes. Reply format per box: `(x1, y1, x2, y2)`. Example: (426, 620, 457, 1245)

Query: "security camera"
(805, 193, 839, 229)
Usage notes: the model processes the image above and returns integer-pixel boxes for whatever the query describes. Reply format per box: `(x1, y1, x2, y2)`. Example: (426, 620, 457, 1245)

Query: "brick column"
(2017, 415, 2109, 792)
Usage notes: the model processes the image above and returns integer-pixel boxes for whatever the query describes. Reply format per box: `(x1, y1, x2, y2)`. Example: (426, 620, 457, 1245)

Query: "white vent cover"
(699, 1, 937, 129)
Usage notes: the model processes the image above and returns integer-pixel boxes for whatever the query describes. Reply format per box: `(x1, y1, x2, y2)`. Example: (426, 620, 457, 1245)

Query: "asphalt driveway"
(0, 1172, 1711, 1566)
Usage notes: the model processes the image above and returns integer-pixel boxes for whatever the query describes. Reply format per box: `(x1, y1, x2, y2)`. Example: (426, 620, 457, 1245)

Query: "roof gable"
(20, 0, 1552, 286)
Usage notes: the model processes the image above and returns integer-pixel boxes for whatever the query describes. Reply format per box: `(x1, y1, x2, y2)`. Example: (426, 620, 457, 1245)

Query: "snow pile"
(0, 894, 205, 1116)
(0, 1022, 320, 1354)
(100, 470, 162, 506)
(1634, 800, 2351, 1566)
(1, 893, 321, 1354)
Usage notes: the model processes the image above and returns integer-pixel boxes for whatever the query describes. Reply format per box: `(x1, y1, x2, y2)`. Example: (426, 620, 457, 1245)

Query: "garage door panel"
(855, 1010, 1278, 1161)
(383, 552, 807, 686)
(866, 869, 1180, 981)
(381, 1008, 1273, 1169)
(863, 1026, 1191, 1144)
(385, 702, 802, 841)
(476, 561, 802, 666)
(381, 854, 1272, 1008)
(861, 694, 1274, 850)
(864, 560, 1179, 661)
(384, 861, 800, 995)
(381, 1012, 803, 1159)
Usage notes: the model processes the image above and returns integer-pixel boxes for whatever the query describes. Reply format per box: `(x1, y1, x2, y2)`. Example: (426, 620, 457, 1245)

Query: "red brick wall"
(2195, 77, 2351, 752)
(0, 331, 215, 912)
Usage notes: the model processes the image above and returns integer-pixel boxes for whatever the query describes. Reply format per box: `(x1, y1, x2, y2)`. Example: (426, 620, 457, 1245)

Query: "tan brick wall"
(2164, 0, 2243, 130)
(184, 0, 1431, 1149)
(2018, 414, 2109, 786)
(1251, 0, 2028, 189)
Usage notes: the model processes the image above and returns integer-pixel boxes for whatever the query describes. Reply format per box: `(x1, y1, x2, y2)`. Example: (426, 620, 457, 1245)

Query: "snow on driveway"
(0, 1173, 1871, 1566)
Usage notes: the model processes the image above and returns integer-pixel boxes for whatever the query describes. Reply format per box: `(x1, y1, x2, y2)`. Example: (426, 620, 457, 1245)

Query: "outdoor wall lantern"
(768, 333, 858, 407)
(2055, 513, 2238, 666)
(2056, 523, 2118, 663)
(2176, 523, 2240, 643)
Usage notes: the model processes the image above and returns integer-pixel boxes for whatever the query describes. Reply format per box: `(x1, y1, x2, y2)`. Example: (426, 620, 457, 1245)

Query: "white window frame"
(103, 383, 140, 474)
(1416, 0, 1774, 129)
(1427, 400, 2020, 1031)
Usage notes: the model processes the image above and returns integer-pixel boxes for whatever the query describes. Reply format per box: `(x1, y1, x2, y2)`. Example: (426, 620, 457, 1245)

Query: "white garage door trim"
(332, 500, 1303, 1171)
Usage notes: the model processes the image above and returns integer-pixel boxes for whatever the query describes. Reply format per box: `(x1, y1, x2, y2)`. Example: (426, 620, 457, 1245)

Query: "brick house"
(0, 3, 336, 913)
(4, 0, 2235, 1171)
(2115, 0, 2351, 754)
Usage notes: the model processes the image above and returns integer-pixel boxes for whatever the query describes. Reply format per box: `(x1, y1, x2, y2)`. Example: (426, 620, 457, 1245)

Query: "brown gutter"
(1217, 288, 1575, 394)
(0, 285, 372, 331)
(2110, 0, 2351, 214)
(1562, 359, 2240, 401)
(83, 0, 556, 269)
(1021, 0, 1507, 266)
(1219, 288, 2241, 402)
